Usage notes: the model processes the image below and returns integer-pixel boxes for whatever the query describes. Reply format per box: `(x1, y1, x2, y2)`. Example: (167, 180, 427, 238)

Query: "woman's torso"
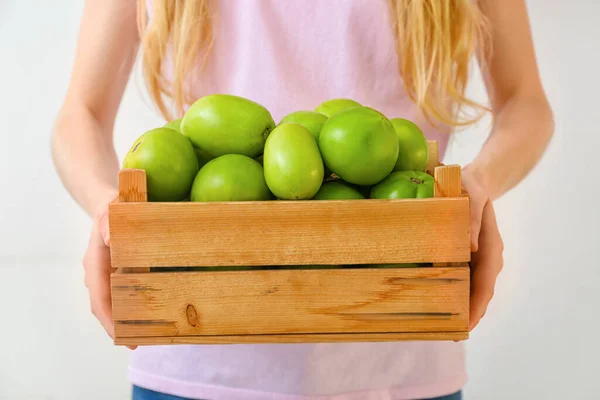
(130, 1, 462, 399)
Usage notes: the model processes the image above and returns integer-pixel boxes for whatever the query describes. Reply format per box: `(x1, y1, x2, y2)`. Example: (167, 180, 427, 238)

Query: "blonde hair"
(137, 0, 491, 128)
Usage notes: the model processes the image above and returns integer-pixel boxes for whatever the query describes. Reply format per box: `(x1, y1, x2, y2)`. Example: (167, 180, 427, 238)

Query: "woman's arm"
(467, 0, 555, 200)
(51, 0, 140, 217)
(51, 0, 140, 342)
(463, 0, 554, 330)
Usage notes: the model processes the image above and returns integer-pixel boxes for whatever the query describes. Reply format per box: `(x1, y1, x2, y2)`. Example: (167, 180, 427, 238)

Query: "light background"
(0, 1, 598, 399)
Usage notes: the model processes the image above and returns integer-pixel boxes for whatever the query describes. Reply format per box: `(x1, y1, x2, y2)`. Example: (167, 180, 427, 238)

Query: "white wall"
(449, 2, 600, 399)
(0, 1, 598, 399)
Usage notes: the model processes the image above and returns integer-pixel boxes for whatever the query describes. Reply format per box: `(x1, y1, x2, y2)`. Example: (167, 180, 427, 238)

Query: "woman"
(51, 1, 554, 399)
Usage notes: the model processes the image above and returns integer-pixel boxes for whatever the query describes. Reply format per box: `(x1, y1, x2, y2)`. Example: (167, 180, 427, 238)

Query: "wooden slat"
(118, 169, 147, 203)
(433, 165, 467, 267)
(112, 266, 470, 338)
(108, 197, 470, 268)
(115, 331, 469, 346)
(115, 169, 150, 272)
(426, 140, 440, 175)
(434, 165, 462, 197)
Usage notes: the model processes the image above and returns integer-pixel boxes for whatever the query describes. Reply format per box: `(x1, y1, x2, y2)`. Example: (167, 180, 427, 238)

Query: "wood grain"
(426, 140, 440, 175)
(108, 197, 470, 268)
(112, 266, 470, 338)
(433, 165, 466, 267)
(115, 331, 469, 346)
(434, 165, 462, 198)
(118, 169, 147, 203)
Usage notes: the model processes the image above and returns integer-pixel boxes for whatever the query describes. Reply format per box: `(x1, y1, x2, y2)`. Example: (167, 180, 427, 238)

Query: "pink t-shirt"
(129, 1, 463, 399)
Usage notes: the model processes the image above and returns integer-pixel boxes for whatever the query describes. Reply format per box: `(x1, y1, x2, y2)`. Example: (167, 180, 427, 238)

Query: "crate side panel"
(115, 331, 469, 346)
(112, 267, 469, 338)
(109, 198, 470, 268)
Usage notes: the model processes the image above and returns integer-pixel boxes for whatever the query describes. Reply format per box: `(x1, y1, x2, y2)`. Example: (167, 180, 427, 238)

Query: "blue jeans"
(132, 385, 462, 400)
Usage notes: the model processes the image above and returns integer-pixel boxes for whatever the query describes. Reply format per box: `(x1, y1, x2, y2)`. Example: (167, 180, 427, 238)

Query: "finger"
(98, 211, 111, 247)
(469, 264, 497, 330)
(461, 171, 487, 252)
(477, 200, 504, 261)
(469, 201, 504, 330)
(91, 295, 115, 339)
(85, 223, 116, 339)
(87, 257, 115, 338)
(469, 194, 486, 253)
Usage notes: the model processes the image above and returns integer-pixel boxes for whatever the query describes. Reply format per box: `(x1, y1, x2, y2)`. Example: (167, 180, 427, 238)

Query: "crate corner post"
(109, 168, 149, 271)
(433, 164, 462, 198)
(112, 168, 149, 267)
(110, 168, 150, 346)
(433, 163, 470, 337)
(118, 168, 148, 203)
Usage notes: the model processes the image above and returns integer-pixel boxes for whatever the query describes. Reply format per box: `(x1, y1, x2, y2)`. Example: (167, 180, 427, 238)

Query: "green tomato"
(312, 181, 365, 200)
(164, 118, 183, 133)
(123, 127, 199, 201)
(315, 98, 361, 118)
(190, 154, 272, 202)
(319, 106, 399, 186)
(193, 147, 215, 169)
(181, 94, 275, 158)
(263, 123, 324, 200)
(164, 118, 215, 168)
(370, 171, 434, 199)
(279, 111, 328, 141)
(391, 118, 429, 172)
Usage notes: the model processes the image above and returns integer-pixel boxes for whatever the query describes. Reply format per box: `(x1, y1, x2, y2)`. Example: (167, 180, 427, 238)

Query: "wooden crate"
(109, 141, 471, 346)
